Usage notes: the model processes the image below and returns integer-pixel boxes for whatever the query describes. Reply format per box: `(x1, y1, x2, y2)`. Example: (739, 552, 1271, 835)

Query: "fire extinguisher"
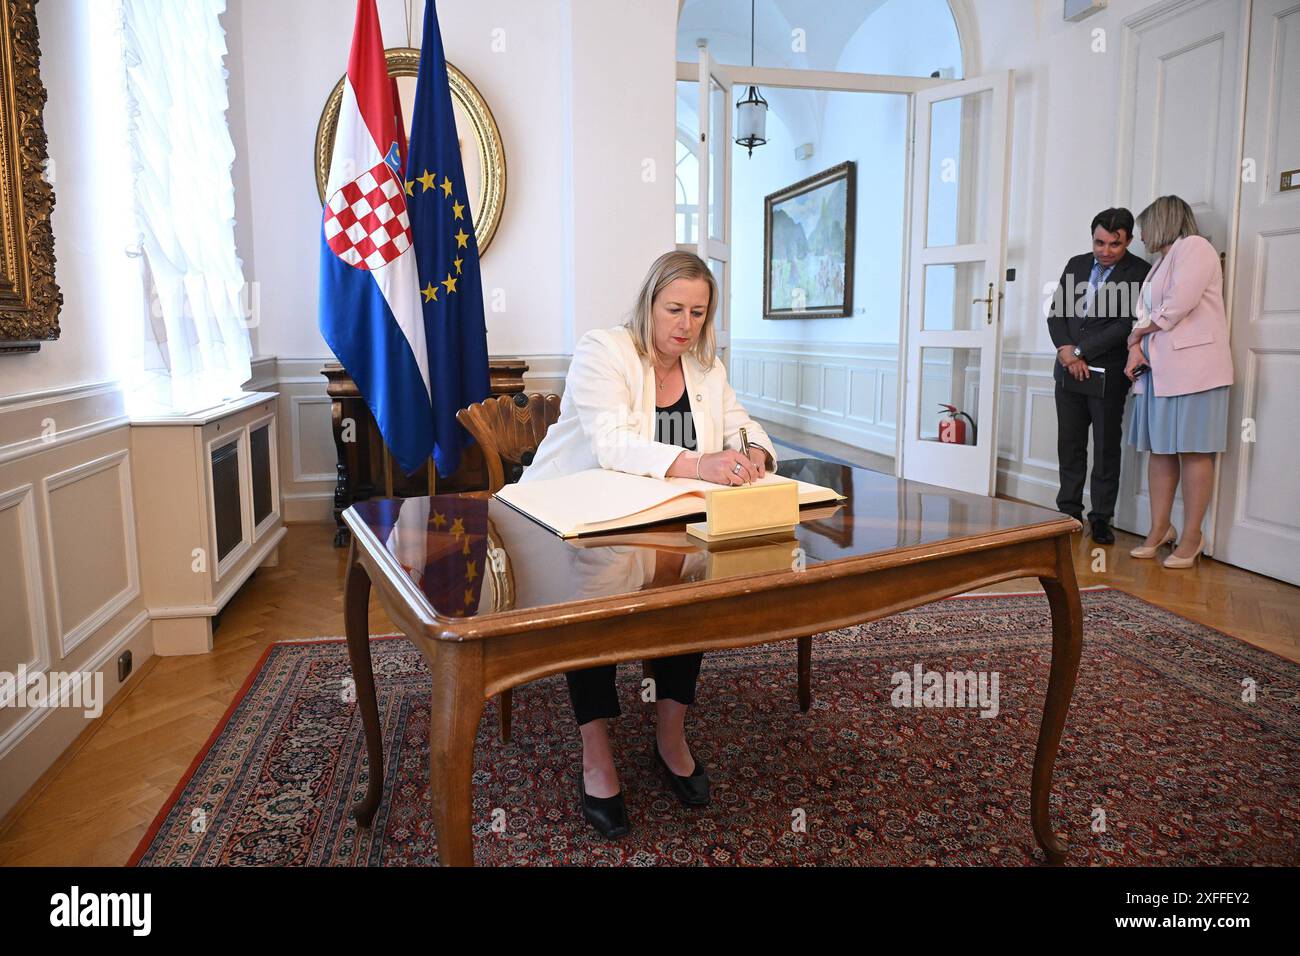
(937, 404, 977, 445)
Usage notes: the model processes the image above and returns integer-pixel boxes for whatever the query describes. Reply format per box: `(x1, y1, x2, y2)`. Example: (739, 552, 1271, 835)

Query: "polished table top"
(343, 465, 1083, 866)
(346, 459, 1074, 632)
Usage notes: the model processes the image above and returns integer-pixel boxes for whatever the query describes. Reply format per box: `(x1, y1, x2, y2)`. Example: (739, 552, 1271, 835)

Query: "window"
(94, 0, 253, 414)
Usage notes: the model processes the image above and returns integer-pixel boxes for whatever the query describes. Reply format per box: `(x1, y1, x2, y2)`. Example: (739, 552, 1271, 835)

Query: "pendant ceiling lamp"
(735, 0, 768, 157)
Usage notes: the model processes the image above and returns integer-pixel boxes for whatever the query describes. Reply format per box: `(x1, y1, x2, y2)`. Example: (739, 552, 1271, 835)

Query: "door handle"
(973, 282, 995, 324)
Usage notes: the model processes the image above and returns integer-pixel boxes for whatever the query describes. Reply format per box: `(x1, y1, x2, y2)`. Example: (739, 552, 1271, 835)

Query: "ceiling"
(675, 0, 963, 163)
(676, 0, 895, 72)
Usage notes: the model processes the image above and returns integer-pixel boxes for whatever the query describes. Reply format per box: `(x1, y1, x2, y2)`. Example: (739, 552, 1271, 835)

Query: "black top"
(654, 390, 696, 451)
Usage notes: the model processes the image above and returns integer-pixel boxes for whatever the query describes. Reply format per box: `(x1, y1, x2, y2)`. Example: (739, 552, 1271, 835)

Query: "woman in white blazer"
(519, 250, 776, 838)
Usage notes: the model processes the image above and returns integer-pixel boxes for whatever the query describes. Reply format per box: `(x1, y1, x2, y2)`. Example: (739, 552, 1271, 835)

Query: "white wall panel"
(41, 451, 139, 658)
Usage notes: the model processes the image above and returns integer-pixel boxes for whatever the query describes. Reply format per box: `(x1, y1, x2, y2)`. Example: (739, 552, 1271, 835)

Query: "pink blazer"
(1128, 235, 1234, 397)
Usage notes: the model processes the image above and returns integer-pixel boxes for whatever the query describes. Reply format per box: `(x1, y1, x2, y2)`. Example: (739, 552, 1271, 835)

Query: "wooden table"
(341, 458, 1083, 866)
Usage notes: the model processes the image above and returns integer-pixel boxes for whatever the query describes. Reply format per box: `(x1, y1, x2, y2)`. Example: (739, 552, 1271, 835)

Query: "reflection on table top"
(346, 458, 1071, 623)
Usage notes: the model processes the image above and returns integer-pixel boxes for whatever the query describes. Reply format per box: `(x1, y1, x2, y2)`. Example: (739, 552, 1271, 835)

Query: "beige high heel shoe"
(1130, 525, 1176, 559)
(1163, 536, 1204, 569)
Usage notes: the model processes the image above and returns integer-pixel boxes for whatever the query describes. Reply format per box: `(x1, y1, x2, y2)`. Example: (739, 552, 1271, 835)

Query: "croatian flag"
(318, 0, 432, 475)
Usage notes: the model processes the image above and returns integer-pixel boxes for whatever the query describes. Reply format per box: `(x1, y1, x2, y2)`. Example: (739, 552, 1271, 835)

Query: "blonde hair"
(624, 250, 718, 370)
(1136, 195, 1200, 254)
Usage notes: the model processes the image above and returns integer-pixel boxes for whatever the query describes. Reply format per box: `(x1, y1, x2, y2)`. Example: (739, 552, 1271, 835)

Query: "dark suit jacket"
(1047, 250, 1151, 393)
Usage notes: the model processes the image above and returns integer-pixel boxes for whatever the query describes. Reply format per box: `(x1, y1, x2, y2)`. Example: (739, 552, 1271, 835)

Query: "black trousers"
(566, 653, 703, 726)
(1055, 376, 1128, 521)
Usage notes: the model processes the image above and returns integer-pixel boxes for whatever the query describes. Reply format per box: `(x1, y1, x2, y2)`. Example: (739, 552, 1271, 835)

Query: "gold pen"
(740, 427, 759, 482)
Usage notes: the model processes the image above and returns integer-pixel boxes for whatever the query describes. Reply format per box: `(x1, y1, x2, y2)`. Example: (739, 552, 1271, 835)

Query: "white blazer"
(519, 326, 777, 483)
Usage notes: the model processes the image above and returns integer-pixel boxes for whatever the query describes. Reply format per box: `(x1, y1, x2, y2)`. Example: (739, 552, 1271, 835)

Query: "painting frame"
(0, 0, 60, 353)
(763, 160, 855, 320)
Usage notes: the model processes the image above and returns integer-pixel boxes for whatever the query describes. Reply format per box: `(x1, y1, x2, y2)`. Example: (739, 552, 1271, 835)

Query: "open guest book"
(494, 468, 845, 538)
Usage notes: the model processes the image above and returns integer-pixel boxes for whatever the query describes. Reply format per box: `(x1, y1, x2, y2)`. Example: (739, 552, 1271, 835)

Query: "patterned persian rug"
(131, 588, 1299, 866)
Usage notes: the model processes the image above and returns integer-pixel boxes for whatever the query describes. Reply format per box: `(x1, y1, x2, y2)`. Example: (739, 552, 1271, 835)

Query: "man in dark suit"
(1047, 207, 1151, 544)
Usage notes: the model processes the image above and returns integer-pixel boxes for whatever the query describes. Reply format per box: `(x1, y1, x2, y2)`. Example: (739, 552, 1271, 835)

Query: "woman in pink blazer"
(1124, 195, 1233, 568)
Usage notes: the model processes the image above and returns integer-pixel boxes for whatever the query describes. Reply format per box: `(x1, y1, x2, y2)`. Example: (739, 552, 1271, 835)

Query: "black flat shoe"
(1090, 518, 1115, 544)
(655, 746, 710, 807)
(578, 776, 629, 838)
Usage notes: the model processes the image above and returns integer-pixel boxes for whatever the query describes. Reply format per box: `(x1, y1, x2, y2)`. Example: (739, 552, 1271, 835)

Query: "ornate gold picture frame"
(0, 0, 61, 353)
(763, 161, 856, 320)
(314, 47, 506, 256)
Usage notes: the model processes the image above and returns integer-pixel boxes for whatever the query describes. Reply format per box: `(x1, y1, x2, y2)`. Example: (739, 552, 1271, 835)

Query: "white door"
(900, 72, 1014, 496)
(1112, 0, 1248, 541)
(1211, 0, 1300, 586)
(677, 46, 733, 361)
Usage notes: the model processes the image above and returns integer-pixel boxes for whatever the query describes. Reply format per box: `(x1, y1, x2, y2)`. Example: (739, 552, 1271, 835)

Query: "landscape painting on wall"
(763, 160, 855, 319)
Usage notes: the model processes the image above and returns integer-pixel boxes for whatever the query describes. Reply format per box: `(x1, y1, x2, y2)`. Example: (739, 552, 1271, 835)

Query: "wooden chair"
(457, 392, 562, 742)
(457, 392, 562, 495)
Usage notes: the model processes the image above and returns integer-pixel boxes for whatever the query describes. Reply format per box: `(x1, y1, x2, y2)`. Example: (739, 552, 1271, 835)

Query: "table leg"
(344, 545, 383, 827)
(1033, 535, 1084, 864)
(428, 644, 485, 867)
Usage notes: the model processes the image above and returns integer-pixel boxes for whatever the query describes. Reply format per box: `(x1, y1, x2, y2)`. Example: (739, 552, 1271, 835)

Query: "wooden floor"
(763, 419, 895, 475)
(2, 501, 1296, 865)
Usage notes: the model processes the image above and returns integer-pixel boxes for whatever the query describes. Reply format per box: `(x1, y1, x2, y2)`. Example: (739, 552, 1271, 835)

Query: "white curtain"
(118, 0, 251, 412)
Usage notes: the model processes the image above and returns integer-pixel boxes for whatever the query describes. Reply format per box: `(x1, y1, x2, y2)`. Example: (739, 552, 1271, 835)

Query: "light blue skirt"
(1127, 340, 1229, 454)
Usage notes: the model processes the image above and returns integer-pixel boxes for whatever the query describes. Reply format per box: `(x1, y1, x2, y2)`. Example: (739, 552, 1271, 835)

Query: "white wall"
(0, 0, 154, 822)
(730, 104, 805, 339)
(979, 0, 1168, 357)
(226, 0, 675, 361)
(568, 0, 678, 342)
(727, 91, 908, 345)
(722, 0, 962, 460)
(222, 0, 675, 520)
(728, 0, 962, 347)
(1, 0, 134, 400)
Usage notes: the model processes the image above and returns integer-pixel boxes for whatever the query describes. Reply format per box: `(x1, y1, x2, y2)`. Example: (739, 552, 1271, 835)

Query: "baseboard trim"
(0, 614, 157, 839)
(0, 608, 151, 765)
(282, 491, 334, 524)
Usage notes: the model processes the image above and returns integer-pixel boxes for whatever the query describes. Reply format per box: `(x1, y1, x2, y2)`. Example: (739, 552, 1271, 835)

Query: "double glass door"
(675, 57, 1014, 496)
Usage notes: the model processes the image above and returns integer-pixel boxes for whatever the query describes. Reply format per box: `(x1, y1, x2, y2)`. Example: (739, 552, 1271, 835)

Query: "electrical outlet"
(117, 650, 132, 683)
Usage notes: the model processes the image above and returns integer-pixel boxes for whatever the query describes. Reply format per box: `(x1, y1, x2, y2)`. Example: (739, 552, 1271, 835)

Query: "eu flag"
(406, 0, 491, 478)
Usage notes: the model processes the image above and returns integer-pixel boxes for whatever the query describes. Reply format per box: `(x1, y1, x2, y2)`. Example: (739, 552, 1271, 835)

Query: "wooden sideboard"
(322, 359, 528, 546)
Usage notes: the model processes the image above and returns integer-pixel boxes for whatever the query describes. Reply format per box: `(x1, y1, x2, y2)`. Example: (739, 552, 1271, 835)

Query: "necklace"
(654, 361, 678, 391)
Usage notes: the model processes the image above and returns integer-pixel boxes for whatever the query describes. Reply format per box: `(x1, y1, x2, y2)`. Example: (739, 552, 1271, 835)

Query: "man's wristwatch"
(1071, 347, 1083, 360)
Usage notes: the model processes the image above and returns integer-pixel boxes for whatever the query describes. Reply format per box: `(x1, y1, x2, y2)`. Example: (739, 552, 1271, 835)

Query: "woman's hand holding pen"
(696, 450, 760, 485)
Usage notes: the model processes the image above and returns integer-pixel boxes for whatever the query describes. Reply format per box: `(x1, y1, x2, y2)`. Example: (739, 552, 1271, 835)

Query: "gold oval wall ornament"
(314, 47, 506, 256)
